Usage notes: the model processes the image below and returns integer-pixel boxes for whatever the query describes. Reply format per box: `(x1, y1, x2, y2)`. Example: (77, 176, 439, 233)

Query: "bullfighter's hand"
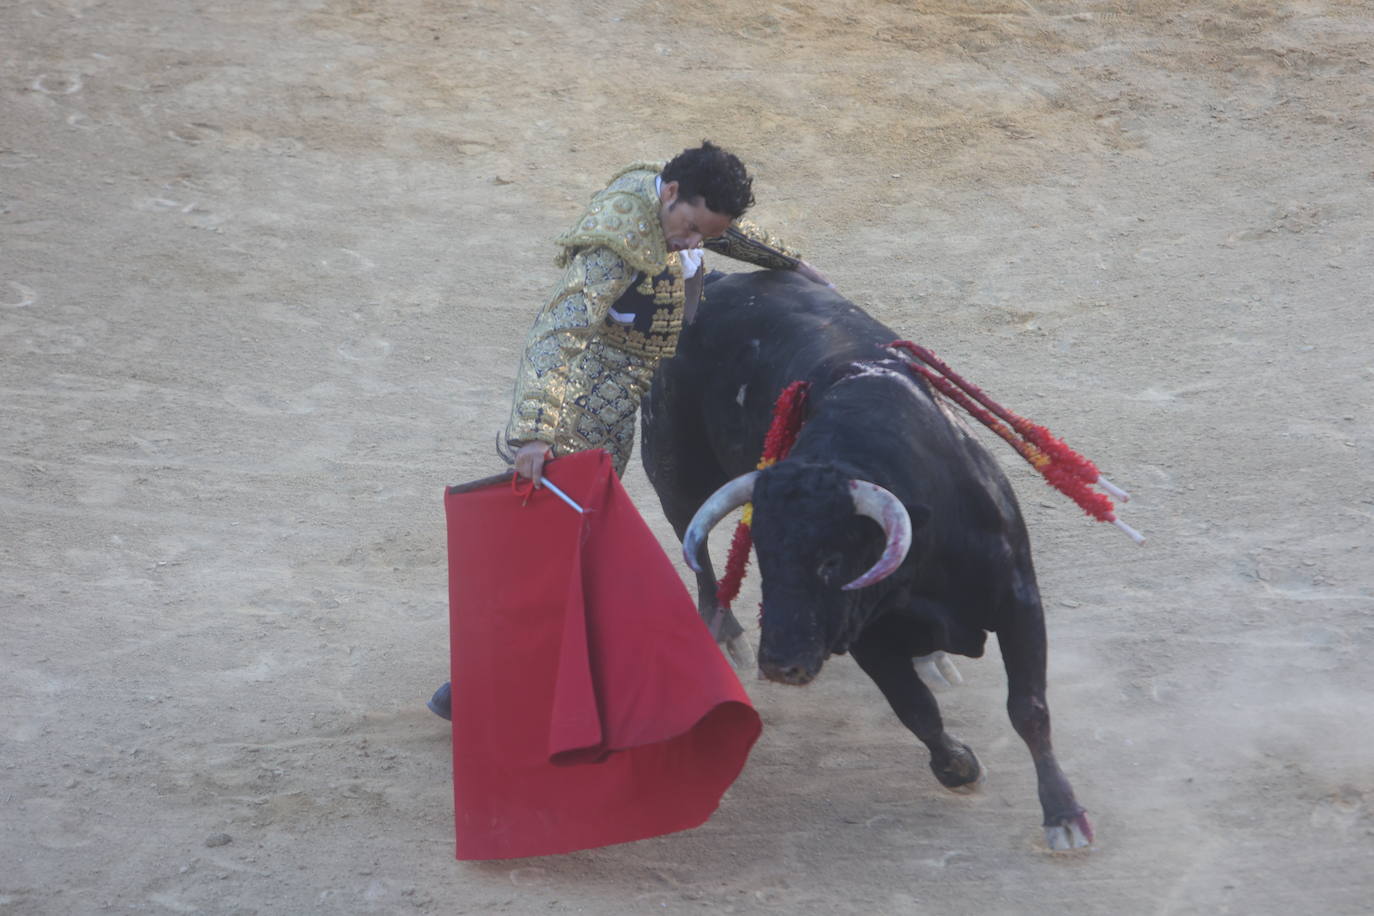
(513, 440, 553, 486)
(796, 260, 835, 289)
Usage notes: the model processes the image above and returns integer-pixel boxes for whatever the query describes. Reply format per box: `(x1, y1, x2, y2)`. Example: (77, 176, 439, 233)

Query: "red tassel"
(716, 381, 811, 611)
(715, 523, 755, 607)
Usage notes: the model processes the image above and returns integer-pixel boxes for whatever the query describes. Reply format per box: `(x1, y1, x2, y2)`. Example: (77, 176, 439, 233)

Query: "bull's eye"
(816, 554, 844, 586)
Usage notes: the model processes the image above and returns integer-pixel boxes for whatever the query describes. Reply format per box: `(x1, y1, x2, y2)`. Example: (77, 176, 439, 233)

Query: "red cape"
(445, 450, 762, 860)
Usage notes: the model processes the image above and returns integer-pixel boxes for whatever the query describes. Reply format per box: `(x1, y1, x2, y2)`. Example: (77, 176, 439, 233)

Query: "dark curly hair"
(662, 140, 755, 218)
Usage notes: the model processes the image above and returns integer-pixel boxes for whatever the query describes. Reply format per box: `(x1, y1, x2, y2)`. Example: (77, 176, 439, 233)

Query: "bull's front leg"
(850, 630, 984, 792)
(997, 586, 1093, 851)
(688, 546, 754, 669)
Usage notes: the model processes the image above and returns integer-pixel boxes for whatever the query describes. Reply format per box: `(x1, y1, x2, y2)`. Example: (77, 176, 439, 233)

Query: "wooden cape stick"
(448, 469, 586, 515)
(447, 471, 511, 495)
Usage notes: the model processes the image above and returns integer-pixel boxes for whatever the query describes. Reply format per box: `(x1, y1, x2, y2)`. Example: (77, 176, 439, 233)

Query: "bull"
(640, 269, 1093, 850)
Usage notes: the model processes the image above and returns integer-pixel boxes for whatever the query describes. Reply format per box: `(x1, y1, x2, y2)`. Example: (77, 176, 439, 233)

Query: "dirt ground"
(3, 0, 1373, 912)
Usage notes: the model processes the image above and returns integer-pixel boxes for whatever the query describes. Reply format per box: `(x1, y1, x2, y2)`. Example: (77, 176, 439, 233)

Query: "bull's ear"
(908, 504, 932, 530)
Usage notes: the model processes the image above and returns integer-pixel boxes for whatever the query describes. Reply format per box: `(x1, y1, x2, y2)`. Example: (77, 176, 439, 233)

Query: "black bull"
(640, 269, 1093, 850)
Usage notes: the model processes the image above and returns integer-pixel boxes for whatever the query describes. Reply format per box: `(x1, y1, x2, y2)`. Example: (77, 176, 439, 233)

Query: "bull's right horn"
(682, 471, 758, 573)
(842, 480, 913, 591)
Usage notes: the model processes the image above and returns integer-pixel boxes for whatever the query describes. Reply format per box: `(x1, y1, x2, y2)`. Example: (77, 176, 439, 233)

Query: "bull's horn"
(682, 471, 759, 573)
(842, 480, 913, 591)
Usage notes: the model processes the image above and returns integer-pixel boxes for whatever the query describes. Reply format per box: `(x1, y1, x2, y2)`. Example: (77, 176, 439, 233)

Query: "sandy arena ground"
(3, 1, 1373, 913)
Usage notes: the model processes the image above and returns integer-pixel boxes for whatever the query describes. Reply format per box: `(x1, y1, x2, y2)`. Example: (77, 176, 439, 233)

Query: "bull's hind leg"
(851, 630, 983, 792)
(998, 576, 1093, 850)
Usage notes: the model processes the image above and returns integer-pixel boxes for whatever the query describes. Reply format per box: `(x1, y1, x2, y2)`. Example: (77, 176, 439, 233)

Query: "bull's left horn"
(842, 480, 913, 591)
(683, 471, 759, 573)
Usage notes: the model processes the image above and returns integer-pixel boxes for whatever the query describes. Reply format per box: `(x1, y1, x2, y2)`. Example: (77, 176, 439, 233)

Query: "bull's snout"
(758, 651, 822, 686)
(757, 611, 828, 686)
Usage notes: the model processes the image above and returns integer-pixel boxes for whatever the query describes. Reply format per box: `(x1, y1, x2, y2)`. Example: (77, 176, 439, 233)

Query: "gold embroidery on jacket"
(600, 255, 686, 360)
(505, 245, 637, 451)
(703, 218, 801, 270)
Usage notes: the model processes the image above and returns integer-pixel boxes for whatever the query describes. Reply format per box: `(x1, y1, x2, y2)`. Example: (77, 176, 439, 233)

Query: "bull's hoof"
(1044, 812, 1094, 851)
(931, 742, 983, 793)
(722, 632, 755, 670)
(707, 607, 745, 643)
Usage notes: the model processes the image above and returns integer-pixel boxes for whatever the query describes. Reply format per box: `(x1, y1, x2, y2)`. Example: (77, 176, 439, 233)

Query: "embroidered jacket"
(505, 162, 802, 452)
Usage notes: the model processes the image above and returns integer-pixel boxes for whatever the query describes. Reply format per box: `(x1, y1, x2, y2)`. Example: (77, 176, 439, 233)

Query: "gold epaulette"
(553, 163, 667, 275)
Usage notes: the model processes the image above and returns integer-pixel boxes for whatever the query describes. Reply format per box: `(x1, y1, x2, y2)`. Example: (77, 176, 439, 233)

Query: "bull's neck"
(785, 361, 930, 476)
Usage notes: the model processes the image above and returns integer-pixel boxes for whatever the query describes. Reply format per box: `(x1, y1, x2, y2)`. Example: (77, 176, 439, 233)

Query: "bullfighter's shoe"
(427, 681, 452, 720)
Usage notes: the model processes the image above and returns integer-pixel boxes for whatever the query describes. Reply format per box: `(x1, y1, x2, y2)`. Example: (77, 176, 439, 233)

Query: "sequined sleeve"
(702, 217, 802, 270)
(505, 246, 638, 448)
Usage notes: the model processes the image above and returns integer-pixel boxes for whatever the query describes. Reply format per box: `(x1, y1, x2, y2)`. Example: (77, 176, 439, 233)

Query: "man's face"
(658, 180, 733, 252)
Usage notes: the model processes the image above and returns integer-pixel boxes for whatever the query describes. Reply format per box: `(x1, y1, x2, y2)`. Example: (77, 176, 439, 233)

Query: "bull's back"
(685, 270, 898, 387)
(657, 271, 909, 476)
